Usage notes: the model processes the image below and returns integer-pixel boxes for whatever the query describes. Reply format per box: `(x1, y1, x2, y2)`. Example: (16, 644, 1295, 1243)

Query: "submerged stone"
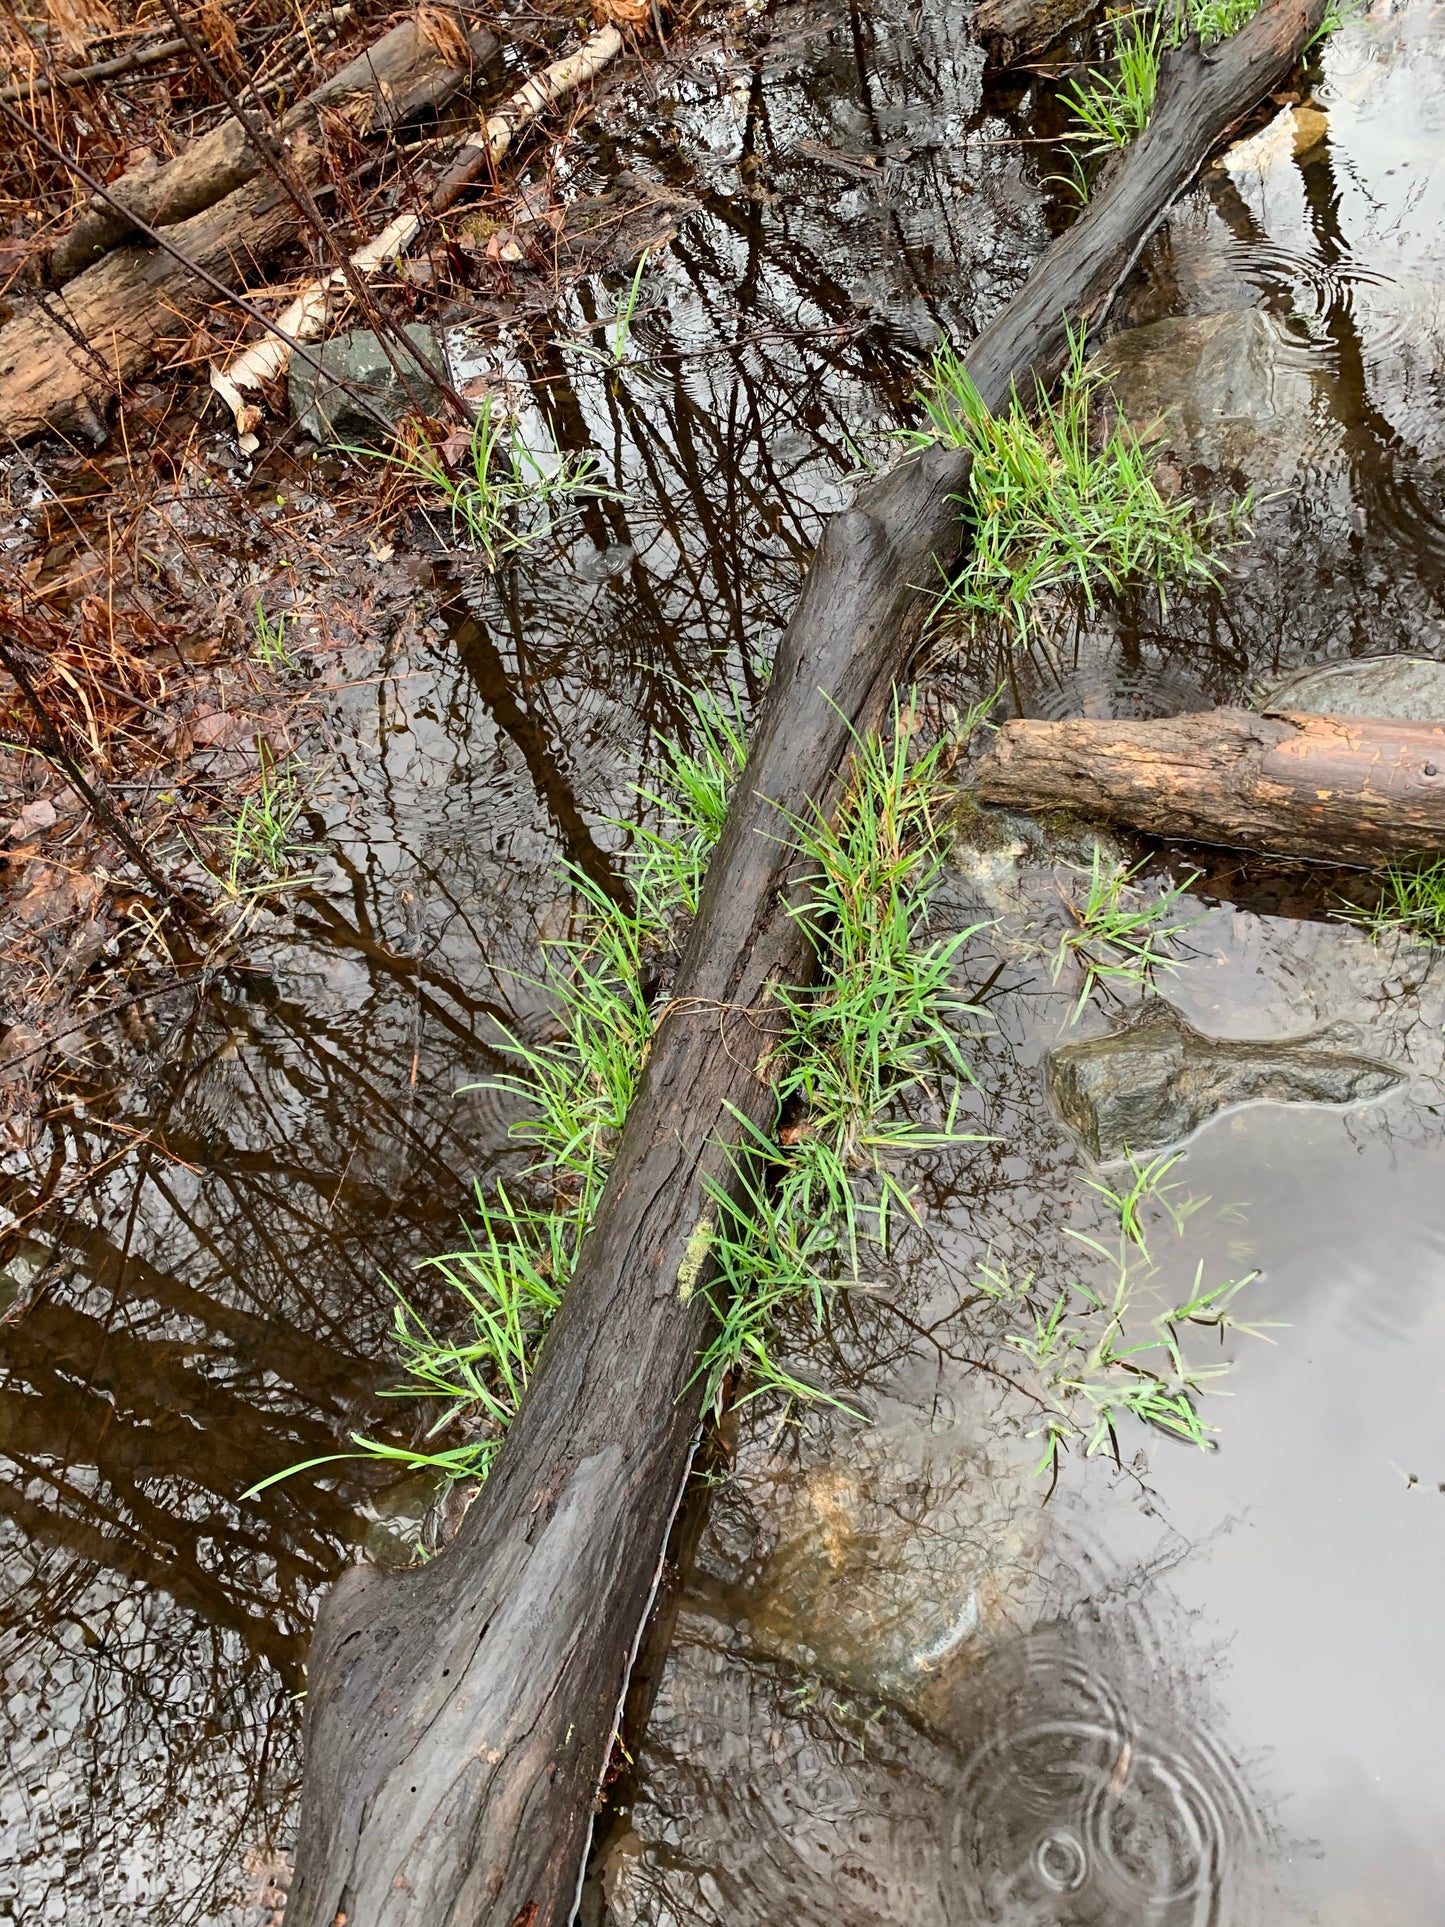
(1099, 309, 1319, 479)
(289, 323, 448, 447)
(1048, 1006, 1402, 1160)
(1262, 654, 1445, 723)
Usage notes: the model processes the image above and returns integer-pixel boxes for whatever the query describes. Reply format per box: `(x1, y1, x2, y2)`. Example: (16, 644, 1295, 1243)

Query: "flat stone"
(1099, 309, 1319, 479)
(1048, 1005, 1402, 1160)
(289, 323, 449, 447)
(1262, 654, 1445, 723)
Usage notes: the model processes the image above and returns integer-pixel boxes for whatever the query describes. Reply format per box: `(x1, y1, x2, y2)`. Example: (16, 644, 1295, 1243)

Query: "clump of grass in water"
(977, 1235, 1268, 1477)
(697, 705, 993, 1408)
(1336, 858, 1445, 948)
(1052, 844, 1203, 1022)
(206, 740, 317, 898)
(252, 599, 299, 674)
(908, 329, 1244, 643)
(359, 396, 614, 566)
(247, 692, 986, 1496)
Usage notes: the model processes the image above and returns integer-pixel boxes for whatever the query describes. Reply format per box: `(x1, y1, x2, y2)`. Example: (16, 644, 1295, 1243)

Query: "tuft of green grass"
(1062, 9, 1162, 165)
(1336, 858, 1445, 948)
(1077, 1145, 1203, 1258)
(909, 328, 1242, 643)
(696, 702, 993, 1407)
(247, 690, 991, 1496)
(1051, 844, 1203, 1021)
(569, 248, 652, 369)
(253, 599, 299, 674)
(984, 1240, 1266, 1476)
(206, 740, 316, 896)
(359, 396, 615, 565)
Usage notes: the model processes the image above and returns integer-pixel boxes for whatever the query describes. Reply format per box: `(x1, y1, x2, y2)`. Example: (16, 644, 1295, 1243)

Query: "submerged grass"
(204, 740, 316, 898)
(909, 329, 1242, 643)
(978, 1231, 1267, 1476)
(1051, 845, 1203, 1021)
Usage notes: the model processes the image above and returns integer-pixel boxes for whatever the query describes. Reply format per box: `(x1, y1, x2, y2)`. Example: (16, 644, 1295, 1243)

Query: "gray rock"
(1099, 309, 1320, 479)
(1048, 1005, 1402, 1160)
(289, 323, 449, 447)
(1262, 654, 1445, 724)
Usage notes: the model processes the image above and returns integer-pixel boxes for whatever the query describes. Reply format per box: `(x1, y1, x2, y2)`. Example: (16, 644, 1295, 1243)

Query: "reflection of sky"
(1113, 1104, 1445, 1920)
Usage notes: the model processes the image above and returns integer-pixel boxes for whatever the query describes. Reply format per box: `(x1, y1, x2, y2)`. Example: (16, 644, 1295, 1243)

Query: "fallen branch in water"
(283, 4, 1325, 1925)
(972, 709, 1445, 866)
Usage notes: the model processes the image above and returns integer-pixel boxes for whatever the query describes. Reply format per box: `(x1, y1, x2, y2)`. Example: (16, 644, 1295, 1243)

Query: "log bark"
(972, 709, 1445, 865)
(974, 0, 1096, 67)
(286, 5, 1326, 1925)
(0, 12, 494, 443)
(49, 11, 490, 282)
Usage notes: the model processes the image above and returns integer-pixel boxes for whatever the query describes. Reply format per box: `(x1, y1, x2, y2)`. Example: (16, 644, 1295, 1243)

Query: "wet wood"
(0, 12, 494, 444)
(973, 709, 1445, 865)
(49, 11, 489, 281)
(974, 0, 1096, 67)
(286, 4, 1327, 1925)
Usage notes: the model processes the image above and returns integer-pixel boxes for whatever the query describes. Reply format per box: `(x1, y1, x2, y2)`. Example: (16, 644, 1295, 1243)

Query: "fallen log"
(48, 8, 479, 282)
(972, 708, 1445, 865)
(286, 5, 1326, 1925)
(0, 10, 495, 443)
(974, 0, 1097, 67)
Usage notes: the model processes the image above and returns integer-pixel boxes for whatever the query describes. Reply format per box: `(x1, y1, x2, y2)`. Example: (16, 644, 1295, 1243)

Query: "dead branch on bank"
(283, 4, 1328, 1926)
(209, 21, 628, 444)
(972, 709, 1445, 865)
(0, 8, 496, 443)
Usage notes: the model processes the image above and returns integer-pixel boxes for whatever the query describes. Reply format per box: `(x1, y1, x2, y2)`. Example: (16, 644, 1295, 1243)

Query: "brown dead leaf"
(44, 0, 117, 53)
(5, 798, 57, 842)
(199, 0, 244, 78)
(415, 4, 473, 70)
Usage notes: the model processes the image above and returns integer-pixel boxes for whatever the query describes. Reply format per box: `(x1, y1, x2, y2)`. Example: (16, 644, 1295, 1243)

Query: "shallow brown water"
(3, 0, 1445, 1920)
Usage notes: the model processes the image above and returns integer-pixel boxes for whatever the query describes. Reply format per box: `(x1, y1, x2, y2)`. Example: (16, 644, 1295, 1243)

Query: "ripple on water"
(946, 1628, 1260, 1925)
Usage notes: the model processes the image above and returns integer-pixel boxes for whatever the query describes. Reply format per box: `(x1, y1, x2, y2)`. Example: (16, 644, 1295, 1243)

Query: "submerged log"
(0, 12, 494, 443)
(973, 709, 1445, 865)
(287, 5, 1326, 1924)
(974, 0, 1097, 67)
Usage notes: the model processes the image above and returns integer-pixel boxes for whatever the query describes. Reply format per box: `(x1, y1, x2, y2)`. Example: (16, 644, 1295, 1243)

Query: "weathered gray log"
(286, 5, 1326, 1925)
(0, 12, 494, 443)
(974, 0, 1097, 67)
(50, 14, 494, 281)
(973, 708, 1445, 864)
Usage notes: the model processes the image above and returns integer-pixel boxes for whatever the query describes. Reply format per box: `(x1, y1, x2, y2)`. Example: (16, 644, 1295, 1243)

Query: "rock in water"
(1048, 1006, 1401, 1160)
(1262, 654, 1445, 724)
(289, 324, 448, 447)
(1099, 310, 1318, 480)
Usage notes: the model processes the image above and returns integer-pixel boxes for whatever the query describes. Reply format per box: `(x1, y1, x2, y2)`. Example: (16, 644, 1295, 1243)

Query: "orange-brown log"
(971, 709, 1445, 865)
